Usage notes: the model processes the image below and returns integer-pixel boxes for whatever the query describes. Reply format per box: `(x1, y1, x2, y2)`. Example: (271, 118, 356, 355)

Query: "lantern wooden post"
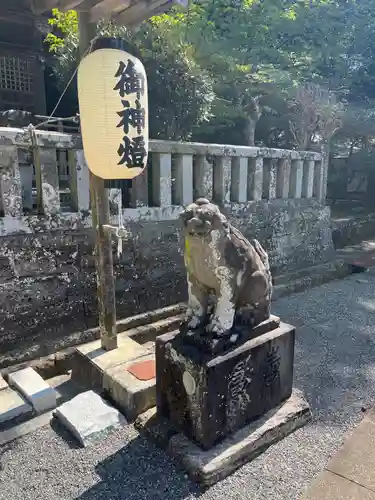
(79, 12, 118, 351)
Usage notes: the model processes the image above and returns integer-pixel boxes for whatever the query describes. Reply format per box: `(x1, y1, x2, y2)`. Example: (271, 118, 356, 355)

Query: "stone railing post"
(35, 147, 60, 216)
(68, 149, 90, 212)
(313, 159, 325, 202)
(302, 159, 315, 198)
(18, 149, 33, 212)
(152, 152, 172, 207)
(262, 158, 277, 200)
(231, 156, 248, 202)
(213, 156, 231, 204)
(289, 158, 303, 199)
(248, 157, 263, 201)
(320, 147, 329, 203)
(276, 158, 291, 199)
(0, 146, 23, 217)
(173, 154, 193, 206)
(194, 155, 213, 200)
(131, 168, 149, 208)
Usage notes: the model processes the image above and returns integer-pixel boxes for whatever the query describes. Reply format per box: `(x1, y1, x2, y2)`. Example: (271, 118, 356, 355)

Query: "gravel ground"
(2, 273, 375, 500)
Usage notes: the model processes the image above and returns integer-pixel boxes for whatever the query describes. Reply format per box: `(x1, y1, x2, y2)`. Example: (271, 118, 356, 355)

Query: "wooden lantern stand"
(78, 13, 117, 351)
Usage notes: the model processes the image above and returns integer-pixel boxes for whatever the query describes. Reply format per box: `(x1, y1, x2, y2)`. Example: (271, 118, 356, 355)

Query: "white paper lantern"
(78, 39, 148, 180)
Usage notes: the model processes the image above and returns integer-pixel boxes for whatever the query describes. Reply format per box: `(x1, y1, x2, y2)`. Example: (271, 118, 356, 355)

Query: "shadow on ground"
(76, 434, 201, 500)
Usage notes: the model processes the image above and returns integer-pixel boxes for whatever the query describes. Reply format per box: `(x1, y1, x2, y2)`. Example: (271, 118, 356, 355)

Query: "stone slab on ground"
(325, 416, 375, 492)
(0, 387, 32, 424)
(53, 390, 127, 447)
(103, 353, 156, 421)
(0, 374, 8, 391)
(301, 470, 375, 500)
(135, 388, 311, 487)
(302, 409, 375, 499)
(8, 367, 57, 413)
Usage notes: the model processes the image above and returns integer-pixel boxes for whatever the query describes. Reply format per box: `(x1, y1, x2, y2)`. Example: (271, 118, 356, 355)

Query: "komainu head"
(179, 198, 228, 237)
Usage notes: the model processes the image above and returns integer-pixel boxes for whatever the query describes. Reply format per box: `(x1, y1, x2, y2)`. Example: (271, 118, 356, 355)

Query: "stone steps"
(0, 367, 58, 428)
(0, 372, 87, 447)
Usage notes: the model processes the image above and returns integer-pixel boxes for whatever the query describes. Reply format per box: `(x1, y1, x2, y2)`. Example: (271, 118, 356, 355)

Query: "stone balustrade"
(0, 127, 324, 235)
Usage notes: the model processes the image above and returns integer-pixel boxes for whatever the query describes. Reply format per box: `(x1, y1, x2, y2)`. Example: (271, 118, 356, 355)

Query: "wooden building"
(0, 0, 47, 114)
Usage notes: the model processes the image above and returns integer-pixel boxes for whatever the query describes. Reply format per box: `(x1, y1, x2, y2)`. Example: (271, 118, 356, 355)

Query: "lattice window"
(0, 55, 33, 93)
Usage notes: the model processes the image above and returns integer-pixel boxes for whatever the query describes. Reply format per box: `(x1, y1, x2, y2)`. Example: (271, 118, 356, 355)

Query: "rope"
(35, 39, 96, 131)
(23, 35, 99, 212)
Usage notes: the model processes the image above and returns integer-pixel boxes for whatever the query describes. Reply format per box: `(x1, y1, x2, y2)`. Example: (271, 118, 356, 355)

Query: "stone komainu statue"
(179, 198, 272, 344)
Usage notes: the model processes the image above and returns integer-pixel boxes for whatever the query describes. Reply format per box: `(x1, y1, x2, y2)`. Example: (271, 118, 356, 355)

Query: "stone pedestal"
(156, 321, 295, 450)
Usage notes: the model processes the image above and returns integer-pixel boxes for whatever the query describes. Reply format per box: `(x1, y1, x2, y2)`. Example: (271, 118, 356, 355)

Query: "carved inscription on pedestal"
(226, 355, 254, 432)
(263, 345, 281, 386)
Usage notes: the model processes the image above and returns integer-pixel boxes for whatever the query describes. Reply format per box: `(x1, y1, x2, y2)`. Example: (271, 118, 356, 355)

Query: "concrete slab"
(327, 416, 375, 492)
(72, 336, 149, 391)
(103, 354, 156, 421)
(8, 367, 57, 413)
(0, 374, 8, 391)
(135, 388, 311, 486)
(53, 390, 127, 447)
(0, 387, 32, 424)
(77, 336, 148, 372)
(301, 470, 375, 500)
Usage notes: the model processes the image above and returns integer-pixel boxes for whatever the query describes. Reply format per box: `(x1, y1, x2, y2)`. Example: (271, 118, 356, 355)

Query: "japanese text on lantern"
(114, 59, 146, 168)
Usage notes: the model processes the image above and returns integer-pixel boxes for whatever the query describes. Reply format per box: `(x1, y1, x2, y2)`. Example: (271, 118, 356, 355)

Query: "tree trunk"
(244, 117, 256, 146)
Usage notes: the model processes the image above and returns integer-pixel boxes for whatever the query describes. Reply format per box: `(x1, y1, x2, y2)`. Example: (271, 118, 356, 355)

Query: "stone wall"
(0, 128, 331, 368)
(332, 212, 375, 249)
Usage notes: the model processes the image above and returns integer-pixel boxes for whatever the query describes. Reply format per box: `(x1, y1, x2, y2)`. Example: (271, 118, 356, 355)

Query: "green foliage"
(44, 8, 214, 140)
(44, 0, 375, 149)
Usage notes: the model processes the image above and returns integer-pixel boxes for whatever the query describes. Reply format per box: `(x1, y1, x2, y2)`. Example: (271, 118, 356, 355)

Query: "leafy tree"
(44, 0, 375, 151)
(286, 84, 344, 150)
(44, 8, 215, 140)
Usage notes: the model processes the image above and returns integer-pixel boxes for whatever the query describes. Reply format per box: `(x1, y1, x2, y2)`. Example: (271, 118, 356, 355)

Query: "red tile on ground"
(127, 359, 156, 381)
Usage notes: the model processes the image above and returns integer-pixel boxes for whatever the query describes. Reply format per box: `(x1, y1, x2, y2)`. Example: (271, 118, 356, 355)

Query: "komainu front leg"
(184, 273, 209, 330)
(207, 276, 236, 337)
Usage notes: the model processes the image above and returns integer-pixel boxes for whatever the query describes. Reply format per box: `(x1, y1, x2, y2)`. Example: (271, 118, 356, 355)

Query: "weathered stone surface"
(77, 336, 148, 372)
(179, 199, 273, 354)
(183, 315, 280, 354)
(0, 193, 333, 369)
(302, 470, 375, 500)
(103, 354, 156, 421)
(8, 367, 57, 413)
(0, 387, 32, 424)
(53, 390, 126, 447)
(156, 322, 295, 450)
(137, 388, 310, 486)
(72, 336, 149, 392)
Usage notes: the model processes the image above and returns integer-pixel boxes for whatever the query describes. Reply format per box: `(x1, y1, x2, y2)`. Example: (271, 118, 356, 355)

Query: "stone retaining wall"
(0, 128, 331, 367)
